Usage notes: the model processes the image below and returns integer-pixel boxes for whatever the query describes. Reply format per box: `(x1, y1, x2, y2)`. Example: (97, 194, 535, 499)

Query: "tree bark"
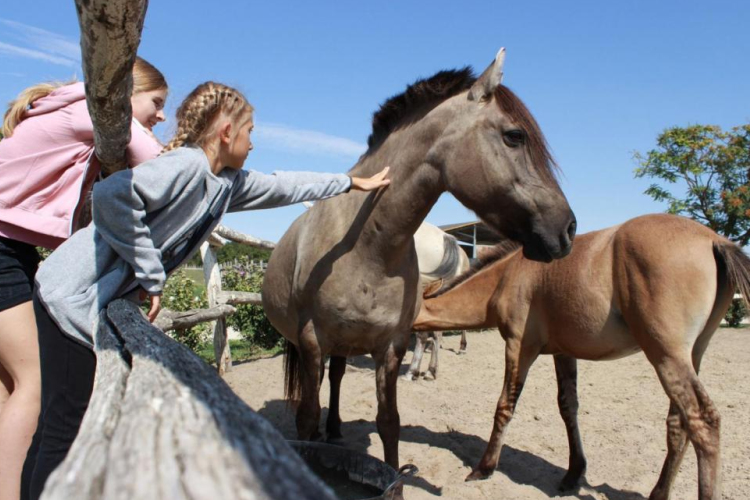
(214, 225, 276, 250)
(40, 300, 337, 500)
(154, 304, 237, 332)
(74, 0, 149, 176)
(217, 291, 264, 306)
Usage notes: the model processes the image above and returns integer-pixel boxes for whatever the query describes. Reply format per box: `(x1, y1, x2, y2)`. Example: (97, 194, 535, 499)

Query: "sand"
(224, 328, 750, 500)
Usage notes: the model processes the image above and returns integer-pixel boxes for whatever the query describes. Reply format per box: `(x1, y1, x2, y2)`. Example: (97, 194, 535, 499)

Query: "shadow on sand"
(256, 399, 646, 499)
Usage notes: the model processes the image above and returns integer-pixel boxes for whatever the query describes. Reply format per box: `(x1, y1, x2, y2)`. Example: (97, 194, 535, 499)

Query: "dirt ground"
(224, 328, 750, 500)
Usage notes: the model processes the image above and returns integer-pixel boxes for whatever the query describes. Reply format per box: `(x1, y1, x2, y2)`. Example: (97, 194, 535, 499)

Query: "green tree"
(186, 242, 271, 267)
(634, 124, 750, 245)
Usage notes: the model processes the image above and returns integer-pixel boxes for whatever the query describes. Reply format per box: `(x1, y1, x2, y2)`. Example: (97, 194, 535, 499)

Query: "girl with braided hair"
(0, 56, 167, 500)
(22, 81, 389, 499)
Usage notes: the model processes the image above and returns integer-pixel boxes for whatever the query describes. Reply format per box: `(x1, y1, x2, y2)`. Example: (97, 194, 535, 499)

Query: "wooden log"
(216, 291, 264, 306)
(154, 304, 236, 332)
(40, 301, 337, 500)
(201, 242, 231, 375)
(74, 0, 148, 176)
(214, 225, 276, 250)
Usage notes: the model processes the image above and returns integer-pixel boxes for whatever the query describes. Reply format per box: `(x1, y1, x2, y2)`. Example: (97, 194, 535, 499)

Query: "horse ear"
(423, 279, 444, 299)
(468, 47, 506, 101)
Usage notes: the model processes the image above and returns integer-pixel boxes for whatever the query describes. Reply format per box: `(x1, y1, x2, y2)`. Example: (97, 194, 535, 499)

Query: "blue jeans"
(21, 294, 96, 500)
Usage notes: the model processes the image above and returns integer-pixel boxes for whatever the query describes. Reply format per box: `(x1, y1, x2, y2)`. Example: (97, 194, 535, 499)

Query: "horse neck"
(415, 257, 514, 331)
(347, 114, 450, 262)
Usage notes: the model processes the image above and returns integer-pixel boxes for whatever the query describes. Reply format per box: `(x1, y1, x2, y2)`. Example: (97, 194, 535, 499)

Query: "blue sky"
(1, 1, 749, 242)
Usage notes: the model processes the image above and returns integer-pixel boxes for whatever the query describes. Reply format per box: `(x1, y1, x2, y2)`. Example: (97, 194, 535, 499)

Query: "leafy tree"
(186, 242, 271, 267)
(634, 124, 750, 245)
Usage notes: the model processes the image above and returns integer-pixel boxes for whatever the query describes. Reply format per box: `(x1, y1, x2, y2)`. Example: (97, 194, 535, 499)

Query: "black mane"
(367, 67, 476, 149)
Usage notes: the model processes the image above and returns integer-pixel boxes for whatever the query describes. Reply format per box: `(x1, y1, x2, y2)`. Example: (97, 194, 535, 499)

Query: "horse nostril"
(567, 218, 577, 242)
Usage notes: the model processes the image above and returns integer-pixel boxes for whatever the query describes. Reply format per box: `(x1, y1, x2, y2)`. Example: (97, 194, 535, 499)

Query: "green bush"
(725, 297, 747, 328)
(161, 268, 209, 350)
(221, 257, 282, 350)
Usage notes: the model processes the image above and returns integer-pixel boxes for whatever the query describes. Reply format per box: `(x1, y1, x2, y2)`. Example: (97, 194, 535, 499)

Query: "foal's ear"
(468, 47, 506, 102)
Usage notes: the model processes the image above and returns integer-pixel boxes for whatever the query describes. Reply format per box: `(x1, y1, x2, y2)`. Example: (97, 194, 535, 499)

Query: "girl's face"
(131, 88, 167, 130)
(222, 116, 254, 170)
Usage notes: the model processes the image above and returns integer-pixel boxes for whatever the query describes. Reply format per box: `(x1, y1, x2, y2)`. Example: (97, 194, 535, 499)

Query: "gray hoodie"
(36, 145, 352, 347)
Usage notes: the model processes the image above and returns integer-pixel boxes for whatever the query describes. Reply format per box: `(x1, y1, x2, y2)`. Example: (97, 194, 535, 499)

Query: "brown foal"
(415, 214, 750, 500)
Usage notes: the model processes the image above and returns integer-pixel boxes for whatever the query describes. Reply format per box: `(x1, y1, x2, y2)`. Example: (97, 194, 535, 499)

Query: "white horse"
(404, 222, 471, 380)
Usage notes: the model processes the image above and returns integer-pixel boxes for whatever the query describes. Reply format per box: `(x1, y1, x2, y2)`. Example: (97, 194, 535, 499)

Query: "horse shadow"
(256, 400, 646, 500)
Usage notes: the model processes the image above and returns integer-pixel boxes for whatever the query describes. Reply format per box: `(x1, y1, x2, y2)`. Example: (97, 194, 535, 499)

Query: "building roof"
(438, 221, 503, 246)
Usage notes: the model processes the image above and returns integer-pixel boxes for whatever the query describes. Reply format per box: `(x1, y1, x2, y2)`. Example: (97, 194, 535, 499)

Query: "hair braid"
(162, 82, 253, 153)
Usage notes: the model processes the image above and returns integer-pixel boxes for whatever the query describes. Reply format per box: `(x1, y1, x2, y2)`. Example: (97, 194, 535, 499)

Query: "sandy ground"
(224, 329, 750, 500)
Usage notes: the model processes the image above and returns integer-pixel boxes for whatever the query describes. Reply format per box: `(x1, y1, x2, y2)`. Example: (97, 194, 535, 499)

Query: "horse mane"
(367, 67, 476, 150)
(365, 68, 559, 185)
(425, 239, 522, 298)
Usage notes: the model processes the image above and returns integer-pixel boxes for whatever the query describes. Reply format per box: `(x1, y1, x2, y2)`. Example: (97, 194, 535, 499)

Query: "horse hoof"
(557, 474, 582, 492)
(326, 435, 346, 446)
(402, 373, 416, 382)
(465, 469, 492, 482)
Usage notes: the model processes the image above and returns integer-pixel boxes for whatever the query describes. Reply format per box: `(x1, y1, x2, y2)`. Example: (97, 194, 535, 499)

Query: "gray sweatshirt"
(36, 146, 352, 347)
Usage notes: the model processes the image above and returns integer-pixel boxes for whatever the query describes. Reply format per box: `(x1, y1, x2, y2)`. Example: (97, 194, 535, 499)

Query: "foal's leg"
(553, 354, 587, 491)
(467, 338, 539, 481)
(374, 340, 408, 468)
(326, 356, 346, 443)
(404, 332, 428, 381)
(649, 354, 721, 500)
(459, 330, 467, 354)
(427, 332, 440, 380)
(295, 323, 324, 441)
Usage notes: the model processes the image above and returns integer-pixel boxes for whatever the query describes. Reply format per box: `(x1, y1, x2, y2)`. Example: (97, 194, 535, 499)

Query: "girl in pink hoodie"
(0, 57, 167, 500)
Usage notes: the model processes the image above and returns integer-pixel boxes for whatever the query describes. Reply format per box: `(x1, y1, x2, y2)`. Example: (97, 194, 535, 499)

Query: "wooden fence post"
(200, 241, 231, 375)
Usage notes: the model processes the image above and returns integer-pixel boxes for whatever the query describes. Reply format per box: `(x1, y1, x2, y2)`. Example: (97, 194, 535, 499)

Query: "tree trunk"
(40, 300, 337, 500)
(74, 0, 149, 176)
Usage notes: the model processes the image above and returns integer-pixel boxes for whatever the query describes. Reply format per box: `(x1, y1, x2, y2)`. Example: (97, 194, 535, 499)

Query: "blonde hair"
(162, 82, 254, 153)
(1, 56, 167, 138)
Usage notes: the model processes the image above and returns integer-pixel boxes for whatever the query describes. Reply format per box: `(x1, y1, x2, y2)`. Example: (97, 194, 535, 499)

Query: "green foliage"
(221, 257, 282, 350)
(724, 297, 747, 328)
(161, 268, 209, 351)
(634, 124, 750, 245)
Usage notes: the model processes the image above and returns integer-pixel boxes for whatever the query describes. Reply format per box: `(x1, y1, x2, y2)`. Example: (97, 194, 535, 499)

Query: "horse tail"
(713, 240, 750, 310)
(284, 340, 302, 402)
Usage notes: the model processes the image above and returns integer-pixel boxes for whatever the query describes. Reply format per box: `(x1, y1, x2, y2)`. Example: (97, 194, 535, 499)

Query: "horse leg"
(466, 338, 539, 481)
(404, 332, 428, 381)
(295, 323, 324, 441)
(553, 354, 587, 491)
(374, 340, 408, 468)
(428, 332, 440, 379)
(326, 356, 346, 443)
(459, 330, 467, 354)
(647, 353, 720, 500)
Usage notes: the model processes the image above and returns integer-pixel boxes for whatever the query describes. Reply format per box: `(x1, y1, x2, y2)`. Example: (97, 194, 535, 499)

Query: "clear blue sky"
(1, 1, 749, 242)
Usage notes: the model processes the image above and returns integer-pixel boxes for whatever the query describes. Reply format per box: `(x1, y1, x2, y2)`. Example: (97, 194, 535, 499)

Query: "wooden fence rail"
(41, 300, 336, 500)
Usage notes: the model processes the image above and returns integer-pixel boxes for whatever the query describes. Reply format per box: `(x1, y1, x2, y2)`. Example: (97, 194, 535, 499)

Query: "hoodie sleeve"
(227, 169, 352, 212)
(91, 151, 198, 294)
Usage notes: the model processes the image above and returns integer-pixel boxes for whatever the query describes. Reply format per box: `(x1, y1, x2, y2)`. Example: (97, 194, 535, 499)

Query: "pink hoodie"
(0, 82, 162, 249)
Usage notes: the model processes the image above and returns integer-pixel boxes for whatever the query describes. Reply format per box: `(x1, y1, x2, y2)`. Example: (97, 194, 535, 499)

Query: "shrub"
(725, 297, 747, 328)
(221, 257, 282, 350)
(161, 268, 209, 350)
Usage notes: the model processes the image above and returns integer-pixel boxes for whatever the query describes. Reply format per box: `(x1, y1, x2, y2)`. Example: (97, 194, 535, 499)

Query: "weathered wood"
(200, 242, 231, 374)
(217, 291, 264, 306)
(208, 232, 227, 248)
(154, 304, 236, 332)
(214, 225, 276, 250)
(41, 301, 337, 500)
(74, 0, 148, 176)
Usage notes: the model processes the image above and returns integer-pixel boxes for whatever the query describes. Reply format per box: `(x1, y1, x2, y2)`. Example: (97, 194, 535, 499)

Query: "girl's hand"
(139, 288, 162, 323)
(350, 166, 391, 192)
(147, 294, 162, 323)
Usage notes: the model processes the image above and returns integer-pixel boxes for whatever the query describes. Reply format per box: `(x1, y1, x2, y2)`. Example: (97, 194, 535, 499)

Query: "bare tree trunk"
(40, 300, 337, 500)
(74, 0, 149, 176)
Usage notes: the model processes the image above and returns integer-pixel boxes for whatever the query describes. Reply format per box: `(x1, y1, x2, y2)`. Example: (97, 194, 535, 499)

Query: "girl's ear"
(218, 121, 233, 145)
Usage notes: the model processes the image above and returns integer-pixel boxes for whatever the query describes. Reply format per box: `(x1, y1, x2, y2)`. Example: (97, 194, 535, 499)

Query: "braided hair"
(162, 82, 253, 153)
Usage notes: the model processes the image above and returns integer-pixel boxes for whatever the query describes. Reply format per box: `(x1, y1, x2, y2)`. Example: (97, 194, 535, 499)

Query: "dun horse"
(415, 214, 750, 500)
(405, 222, 471, 381)
(262, 49, 577, 469)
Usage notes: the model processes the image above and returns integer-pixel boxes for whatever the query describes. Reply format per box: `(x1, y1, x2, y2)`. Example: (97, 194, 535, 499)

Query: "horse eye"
(503, 130, 526, 148)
